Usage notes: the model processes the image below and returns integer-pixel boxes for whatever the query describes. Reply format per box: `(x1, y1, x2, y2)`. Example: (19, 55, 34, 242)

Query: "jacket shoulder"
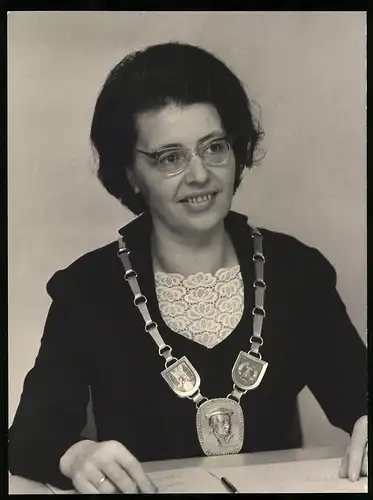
(46, 215, 147, 301)
(258, 227, 336, 284)
(46, 240, 121, 301)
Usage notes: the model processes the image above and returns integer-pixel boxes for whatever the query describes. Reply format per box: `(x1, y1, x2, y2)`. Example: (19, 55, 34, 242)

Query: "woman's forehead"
(135, 102, 224, 150)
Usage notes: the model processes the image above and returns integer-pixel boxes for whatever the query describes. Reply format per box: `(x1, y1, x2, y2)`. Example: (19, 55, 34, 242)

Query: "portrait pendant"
(196, 398, 244, 456)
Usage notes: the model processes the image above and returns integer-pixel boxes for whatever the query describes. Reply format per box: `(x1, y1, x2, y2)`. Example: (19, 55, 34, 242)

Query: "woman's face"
(129, 103, 236, 236)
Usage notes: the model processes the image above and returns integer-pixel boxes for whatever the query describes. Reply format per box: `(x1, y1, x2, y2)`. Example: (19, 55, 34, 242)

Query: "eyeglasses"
(136, 136, 232, 177)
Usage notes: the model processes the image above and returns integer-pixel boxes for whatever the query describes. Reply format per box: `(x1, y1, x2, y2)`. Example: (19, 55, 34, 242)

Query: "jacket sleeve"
(301, 249, 367, 435)
(8, 270, 91, 490)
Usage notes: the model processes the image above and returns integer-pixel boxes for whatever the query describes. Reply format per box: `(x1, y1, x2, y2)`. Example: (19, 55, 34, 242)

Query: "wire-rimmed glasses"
(136, 136, 232, 177)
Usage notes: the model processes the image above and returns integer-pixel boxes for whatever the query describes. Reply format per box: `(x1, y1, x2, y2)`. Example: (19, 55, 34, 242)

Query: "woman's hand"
(339, 415, 368, 481)
(60, 439, 158, 494)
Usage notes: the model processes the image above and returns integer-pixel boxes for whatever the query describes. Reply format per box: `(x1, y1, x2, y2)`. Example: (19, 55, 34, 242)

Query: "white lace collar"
(154, 265, 244, 349)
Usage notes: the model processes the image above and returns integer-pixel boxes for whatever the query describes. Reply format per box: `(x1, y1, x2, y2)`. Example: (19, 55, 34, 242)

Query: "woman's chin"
(176, 202, 231, 233)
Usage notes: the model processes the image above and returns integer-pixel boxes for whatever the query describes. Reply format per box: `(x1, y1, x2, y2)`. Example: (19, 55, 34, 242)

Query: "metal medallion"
(232, 351, 268, 391)
(196, 398, 244, 456)
(161, 356, 200, 398)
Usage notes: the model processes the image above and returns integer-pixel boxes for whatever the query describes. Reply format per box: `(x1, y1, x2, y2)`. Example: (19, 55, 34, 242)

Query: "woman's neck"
(151, 220, 237, 276)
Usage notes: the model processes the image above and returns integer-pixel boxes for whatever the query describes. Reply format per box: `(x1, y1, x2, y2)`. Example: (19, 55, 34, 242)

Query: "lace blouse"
(154, 265, 244, 348)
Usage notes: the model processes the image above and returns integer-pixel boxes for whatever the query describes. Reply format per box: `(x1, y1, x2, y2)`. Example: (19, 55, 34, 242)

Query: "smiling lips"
(180, 192, 217, 204)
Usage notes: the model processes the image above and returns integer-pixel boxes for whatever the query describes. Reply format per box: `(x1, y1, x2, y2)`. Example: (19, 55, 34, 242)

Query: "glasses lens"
(158, 150, 188, 175)
(202, 139, 231, 165)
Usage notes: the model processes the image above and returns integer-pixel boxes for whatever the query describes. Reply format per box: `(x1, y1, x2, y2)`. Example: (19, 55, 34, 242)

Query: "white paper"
(45, 484, 76, 494)
(212, 458, 368, 493)
(42, 458, 368, 494)
(147, 467, 227, 493)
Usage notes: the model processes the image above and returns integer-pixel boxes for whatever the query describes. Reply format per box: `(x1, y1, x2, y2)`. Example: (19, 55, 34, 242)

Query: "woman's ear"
(126, 168, 141, 194)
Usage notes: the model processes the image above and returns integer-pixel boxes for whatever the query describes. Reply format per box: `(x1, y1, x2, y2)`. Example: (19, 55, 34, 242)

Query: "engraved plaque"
(196, 398, 244, 456)
(232, 351, 268, 391)
(161, 356, 200, 398)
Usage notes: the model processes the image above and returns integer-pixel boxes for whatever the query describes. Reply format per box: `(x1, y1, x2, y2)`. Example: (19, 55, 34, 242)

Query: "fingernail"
(351, 473, 358, 482)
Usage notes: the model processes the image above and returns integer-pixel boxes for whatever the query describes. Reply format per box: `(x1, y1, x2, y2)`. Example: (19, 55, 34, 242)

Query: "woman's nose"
(184, 154, 210, 184)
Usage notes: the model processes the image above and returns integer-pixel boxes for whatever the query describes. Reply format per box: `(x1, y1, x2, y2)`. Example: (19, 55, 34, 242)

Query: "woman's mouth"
(180, 192, 217, 204)
(186, 194, 213, 204)
(179, 192, 217, 212)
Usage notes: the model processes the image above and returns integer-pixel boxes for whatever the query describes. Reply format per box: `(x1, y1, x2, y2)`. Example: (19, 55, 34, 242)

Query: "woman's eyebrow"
(153, 131, 225, 151)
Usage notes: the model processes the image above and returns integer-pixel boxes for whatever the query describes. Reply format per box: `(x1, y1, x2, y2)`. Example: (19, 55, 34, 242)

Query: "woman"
(8, 42, 367, 494)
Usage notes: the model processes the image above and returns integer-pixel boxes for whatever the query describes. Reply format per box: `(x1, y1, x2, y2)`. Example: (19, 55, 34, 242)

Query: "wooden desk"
(8, 446, 363, 494)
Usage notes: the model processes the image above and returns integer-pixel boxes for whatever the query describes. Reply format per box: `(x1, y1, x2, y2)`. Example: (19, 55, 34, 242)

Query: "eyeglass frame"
(135, 135, 233, 177)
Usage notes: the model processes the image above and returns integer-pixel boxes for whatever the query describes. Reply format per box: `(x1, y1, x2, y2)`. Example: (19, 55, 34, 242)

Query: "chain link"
(250, 226, 266, 354)
(227, 385, 248, 402)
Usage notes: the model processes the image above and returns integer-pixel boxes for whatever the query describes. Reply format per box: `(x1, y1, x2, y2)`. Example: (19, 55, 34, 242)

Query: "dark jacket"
(8, 211, 367, 490)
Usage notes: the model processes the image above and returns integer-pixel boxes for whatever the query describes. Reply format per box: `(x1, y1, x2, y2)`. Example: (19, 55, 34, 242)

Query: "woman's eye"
(207, 141, 225, 154)
(160, 152, 183, 164)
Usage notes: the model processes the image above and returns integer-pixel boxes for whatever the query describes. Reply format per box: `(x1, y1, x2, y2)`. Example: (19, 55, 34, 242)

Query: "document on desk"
(147, 467, 227, 493)
(45, 458, 367, 494)
(212, 457, 368, 493)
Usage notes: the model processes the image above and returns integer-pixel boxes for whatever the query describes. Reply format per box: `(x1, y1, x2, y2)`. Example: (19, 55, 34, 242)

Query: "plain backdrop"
(8, 11, 366, 449)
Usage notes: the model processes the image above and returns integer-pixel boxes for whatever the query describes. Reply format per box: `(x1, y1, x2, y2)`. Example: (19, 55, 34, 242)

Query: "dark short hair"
(90, 42, 264, 215)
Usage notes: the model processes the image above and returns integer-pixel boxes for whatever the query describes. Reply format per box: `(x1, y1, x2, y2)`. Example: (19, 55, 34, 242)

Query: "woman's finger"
(348, 419, 367, 481)
(102, 460, 139, 493)
(361, 443, 368, 476)
(116, 449, 157, 493)
(338, 445, 350, 478)
(94, 477, 119, 495)
(86, 465, 119, 494)
(72, 470, 101, 494)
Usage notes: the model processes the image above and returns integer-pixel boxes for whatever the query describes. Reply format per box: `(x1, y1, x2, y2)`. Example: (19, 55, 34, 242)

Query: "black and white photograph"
(8, 11, 367, 494)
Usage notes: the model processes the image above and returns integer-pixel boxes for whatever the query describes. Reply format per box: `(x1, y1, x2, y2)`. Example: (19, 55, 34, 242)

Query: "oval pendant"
(196, 398, 244, 456)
